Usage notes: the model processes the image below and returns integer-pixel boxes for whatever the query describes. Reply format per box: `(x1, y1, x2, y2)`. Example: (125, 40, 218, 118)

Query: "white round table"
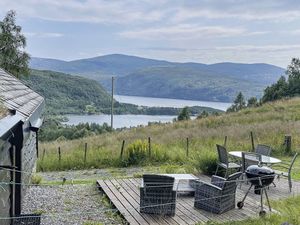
(229, 151, 281, 164)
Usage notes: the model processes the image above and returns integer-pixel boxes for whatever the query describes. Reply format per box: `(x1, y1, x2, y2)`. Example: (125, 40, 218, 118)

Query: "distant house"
(0, 68, 45, 224)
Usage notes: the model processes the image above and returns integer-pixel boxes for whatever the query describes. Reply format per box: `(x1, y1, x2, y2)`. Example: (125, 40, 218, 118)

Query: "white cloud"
(290, 29, 300, 35)
(24, 32, 64, 38)
(120, 24, 269, 40)
(1, 0, 298, 25)
(171, 1, 300, 23)
(215, 44, 300, 52)
(172, 7, 300, 23)
(0, 0, 167, 24)
(120, 24, 248, 40)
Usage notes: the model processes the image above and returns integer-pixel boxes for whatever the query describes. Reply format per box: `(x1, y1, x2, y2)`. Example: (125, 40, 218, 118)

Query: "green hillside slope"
(22, 69, 113, 114)
(39, 97, 300, 172)
(113, 65, 264, 102)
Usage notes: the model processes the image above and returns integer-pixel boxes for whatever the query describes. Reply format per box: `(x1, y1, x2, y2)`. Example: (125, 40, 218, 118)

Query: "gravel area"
(37, 167, 161, 182)
(22, 167, 163, 224)
(22, 184, 123, 225)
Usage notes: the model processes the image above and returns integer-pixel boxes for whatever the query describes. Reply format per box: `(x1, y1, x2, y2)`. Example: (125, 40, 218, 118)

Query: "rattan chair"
(140, 174, 176, 216)
(255, 144, 272, 156)
(274, 153, 298, 192)
(194, 172, 242, 214)
(215, 144, 242, 178)
(13, 214, 41, 225)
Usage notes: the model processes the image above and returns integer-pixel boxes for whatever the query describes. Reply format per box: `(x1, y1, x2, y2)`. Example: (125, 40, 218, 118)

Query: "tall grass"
(204, 195, 300, 225)
(38, 98, 300, 173)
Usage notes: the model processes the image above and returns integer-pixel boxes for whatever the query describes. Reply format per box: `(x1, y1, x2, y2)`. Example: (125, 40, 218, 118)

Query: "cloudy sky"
(0, 0, 300, 67)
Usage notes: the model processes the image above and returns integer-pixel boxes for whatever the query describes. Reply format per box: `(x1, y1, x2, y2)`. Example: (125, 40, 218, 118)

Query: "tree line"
(227, 58, 300, 112)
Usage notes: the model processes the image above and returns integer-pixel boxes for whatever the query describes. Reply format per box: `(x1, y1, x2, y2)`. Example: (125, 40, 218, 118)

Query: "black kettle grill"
(237, 165, 275, 216)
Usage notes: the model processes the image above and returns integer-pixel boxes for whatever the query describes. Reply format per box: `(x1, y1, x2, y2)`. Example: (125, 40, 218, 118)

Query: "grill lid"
(246, 165, 274, 176)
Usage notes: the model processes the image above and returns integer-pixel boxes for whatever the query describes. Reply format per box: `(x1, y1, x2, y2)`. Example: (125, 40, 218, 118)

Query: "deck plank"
(97, 175, 300, 225)
(97, 180, 139, 225)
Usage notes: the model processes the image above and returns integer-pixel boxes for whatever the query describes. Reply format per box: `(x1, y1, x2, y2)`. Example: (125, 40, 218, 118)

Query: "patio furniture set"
(139, 144, 298, 217)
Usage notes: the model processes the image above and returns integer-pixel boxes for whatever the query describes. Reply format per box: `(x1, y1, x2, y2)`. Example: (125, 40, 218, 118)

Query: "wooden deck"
(97, 175, 300, 225)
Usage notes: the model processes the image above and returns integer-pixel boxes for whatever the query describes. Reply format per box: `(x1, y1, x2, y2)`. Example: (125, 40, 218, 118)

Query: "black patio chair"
(215, 144, 242, 178)
(274, 153, 298, 192)
(255, 144, 272, 156)
(140, 174, 176, 216)
(239, 152, 262, 188)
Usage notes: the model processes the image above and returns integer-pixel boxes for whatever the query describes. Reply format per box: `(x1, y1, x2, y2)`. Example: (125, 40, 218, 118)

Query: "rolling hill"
(30, 54, 285, 102)
(21, 69, 112, 115)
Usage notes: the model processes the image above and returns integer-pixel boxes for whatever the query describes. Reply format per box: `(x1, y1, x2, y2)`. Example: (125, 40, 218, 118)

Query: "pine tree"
(177, 106, 191, 121)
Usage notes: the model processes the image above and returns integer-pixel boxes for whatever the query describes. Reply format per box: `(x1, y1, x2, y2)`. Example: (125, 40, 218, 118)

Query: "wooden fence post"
(42, 149, 46, 161)
(250, 131, 255, 151)
(284, 135, 292, 153)
(58, 147, 61, 163)
(84, 143, 88, 165)
(186, 137, 189, 157)
(224, 136, 227, 147)
(148, 137, 151, 157)
(120, 140, 125, 159)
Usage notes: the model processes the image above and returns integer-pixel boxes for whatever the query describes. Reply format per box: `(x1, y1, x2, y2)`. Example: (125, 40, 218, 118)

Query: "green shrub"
(31, 174, 42, 185)
(194, 150, 217, 175)
(125, 139, 148, 166)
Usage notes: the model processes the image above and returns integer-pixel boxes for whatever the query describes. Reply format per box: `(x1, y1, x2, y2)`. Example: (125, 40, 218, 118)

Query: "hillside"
(22, 69, 113, 115)
(39, 97, 300, 171)
(30, 54, 285, 102)
(113, 65, 264, 102)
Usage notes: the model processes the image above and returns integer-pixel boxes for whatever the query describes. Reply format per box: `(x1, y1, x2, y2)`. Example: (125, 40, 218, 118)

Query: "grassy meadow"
(203, 195, 300, 225)
(38, 97, 300, 176)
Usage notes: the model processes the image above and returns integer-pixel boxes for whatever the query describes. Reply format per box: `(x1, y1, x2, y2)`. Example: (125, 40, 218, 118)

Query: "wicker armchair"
(140, 174, 176, 216)
(194, 172, 242, 214)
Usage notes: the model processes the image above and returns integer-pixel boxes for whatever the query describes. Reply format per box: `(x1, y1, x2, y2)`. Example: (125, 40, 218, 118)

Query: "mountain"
(30, 54, 172, 81)
(30, 54, 285, 102)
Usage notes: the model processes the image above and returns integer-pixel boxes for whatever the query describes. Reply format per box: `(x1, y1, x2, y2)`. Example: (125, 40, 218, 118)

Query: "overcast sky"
(1, 0, 300, 67)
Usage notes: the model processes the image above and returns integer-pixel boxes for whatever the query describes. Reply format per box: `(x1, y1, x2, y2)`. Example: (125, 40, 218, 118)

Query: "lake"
(65, 95, 231, 128)
(114, 95, 231, 111)
(65, 114, 177, 128)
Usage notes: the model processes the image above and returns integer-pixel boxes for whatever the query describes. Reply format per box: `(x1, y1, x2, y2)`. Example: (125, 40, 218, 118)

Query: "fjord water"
(65, 114, 177, 128)
(114, 95, 231, 111)
(65, 95, 231, 128)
